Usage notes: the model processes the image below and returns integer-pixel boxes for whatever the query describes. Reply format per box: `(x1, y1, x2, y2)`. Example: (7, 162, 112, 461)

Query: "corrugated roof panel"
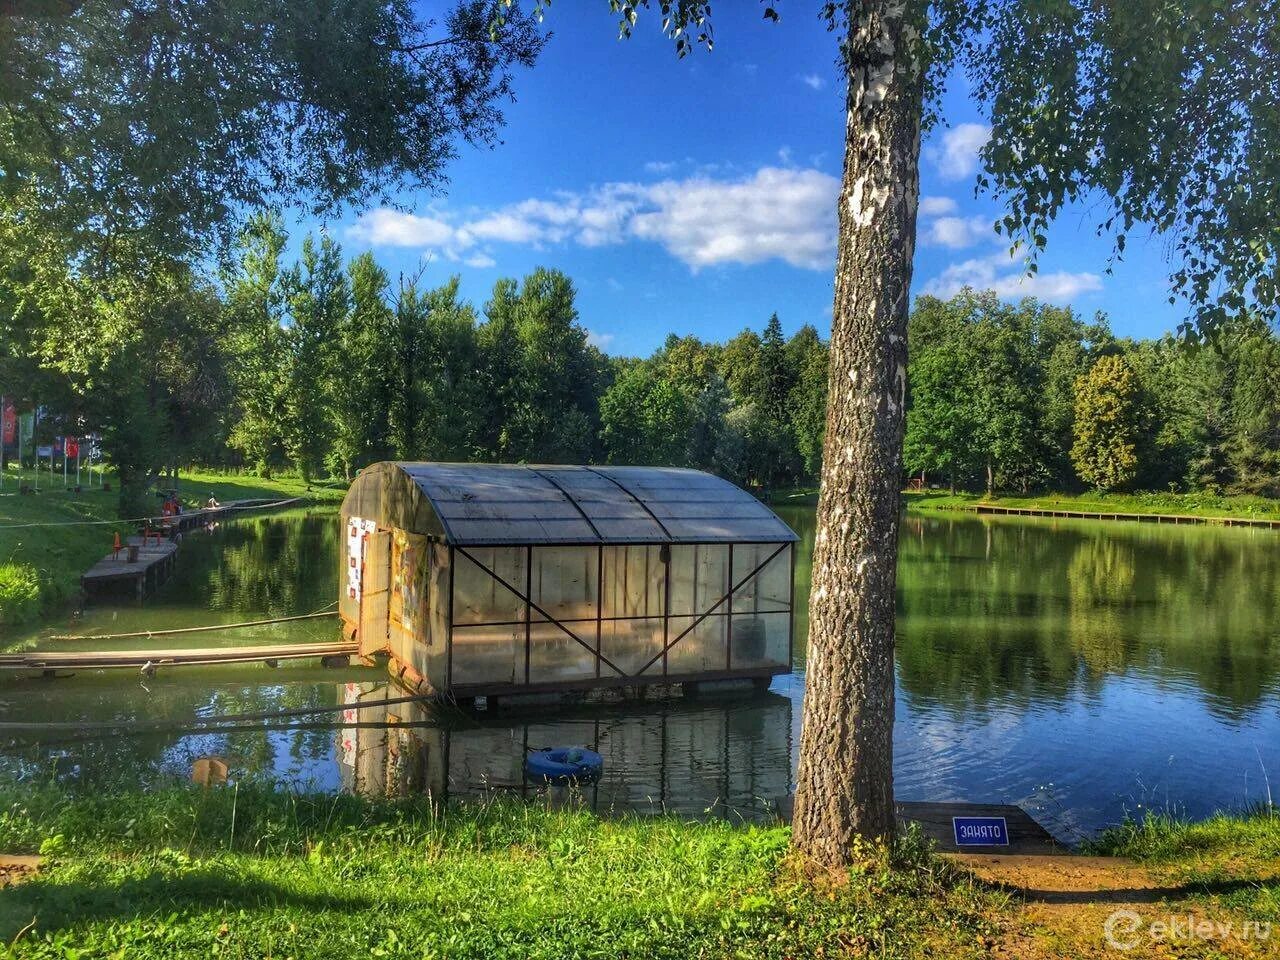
(385, 462, 798, 545)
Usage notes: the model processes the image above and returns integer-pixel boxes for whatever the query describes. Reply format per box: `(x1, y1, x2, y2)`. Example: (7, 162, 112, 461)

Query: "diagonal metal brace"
(633, 542, 788, 677)
(454, 546, 629, 678)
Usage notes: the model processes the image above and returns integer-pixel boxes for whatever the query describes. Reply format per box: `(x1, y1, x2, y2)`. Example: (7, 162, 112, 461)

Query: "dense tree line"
(139, 215, 832, 493)
(11, 229, 1280, 510)
(906, 289, 1280, 497)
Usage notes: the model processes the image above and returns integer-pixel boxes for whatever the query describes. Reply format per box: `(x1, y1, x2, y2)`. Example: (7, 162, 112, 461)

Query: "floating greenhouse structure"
(339, 462, 797, 699)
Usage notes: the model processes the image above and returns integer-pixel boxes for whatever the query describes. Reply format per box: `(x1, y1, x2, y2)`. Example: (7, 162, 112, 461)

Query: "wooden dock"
(775, 796, 1064, 854)
(973, 502, 1280, 529)
(81, 536, 179, 602)
(79, 498, 303, 603)
(0, 640, 357, 673)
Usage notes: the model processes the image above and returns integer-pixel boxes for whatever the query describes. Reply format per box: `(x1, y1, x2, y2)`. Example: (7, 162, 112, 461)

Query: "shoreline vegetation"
(904, 489, 1280, 521)
(769, 485, 1280, 523)
(0, 783, 1272, 958)
(0, 468, 346, 632)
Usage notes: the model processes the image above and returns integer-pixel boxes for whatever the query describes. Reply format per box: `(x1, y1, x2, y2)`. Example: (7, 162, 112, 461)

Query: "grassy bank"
(907, 489, 1280, 521)
(0, 467, 347, 630)
(0, 783, 1277, 957)
(0, 785, 1003, 959)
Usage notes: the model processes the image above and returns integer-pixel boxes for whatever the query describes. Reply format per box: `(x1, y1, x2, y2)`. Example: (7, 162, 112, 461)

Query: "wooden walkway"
(0, 640, 357, 673)
(973, 503, 1280, 528)
(80, 498, 303, 603)
(775, 796, 1064, 854)
(81, 536, 178, 602)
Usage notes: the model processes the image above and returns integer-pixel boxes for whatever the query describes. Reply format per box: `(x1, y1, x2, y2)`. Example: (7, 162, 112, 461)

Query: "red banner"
(0, 401, 14, 446)
(65, 437, 79, 458)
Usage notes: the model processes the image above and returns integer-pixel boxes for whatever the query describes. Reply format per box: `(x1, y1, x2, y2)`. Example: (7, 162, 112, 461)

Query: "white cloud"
(464, 254, 496, 269)
(922, 215, 992, 249)
(918, 195, 958, 217)
(922, 251, 1102, 303)
(347, 165, 839, 273)
(929, 122, 991, 180)
(346, 208, 455, 247)
(799, 73, 825, 90)
(631, 167, 838, 270)
(644, 160, 677, 174)
(586, 329, 616, 350)
(777, 145, 793, 165)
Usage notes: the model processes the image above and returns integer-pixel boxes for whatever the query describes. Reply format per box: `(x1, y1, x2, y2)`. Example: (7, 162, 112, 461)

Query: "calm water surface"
(3, 505, 1278, 839)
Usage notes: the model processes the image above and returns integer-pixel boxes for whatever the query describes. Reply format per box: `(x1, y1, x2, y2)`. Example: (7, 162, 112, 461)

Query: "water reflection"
(2, 507, 1279, 835)
(778, 507, 1280, 716)
(337, 682, 793, 821)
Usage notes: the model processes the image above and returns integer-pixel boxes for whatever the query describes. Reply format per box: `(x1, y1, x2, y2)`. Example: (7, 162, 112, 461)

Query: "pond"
(3, 505, 1278, 839)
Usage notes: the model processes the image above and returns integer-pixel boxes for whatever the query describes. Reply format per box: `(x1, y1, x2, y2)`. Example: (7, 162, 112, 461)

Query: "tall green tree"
(422, 278, 488, 461)
(481, 268, 602, 463)
(0, 0, 546, 261)
(599, 361, 693, 465)
(785, 325, 830, 480)
(387, 279, 432, 461)
(329, 253, 395, 479)
(282, 233, 349, 481)
(224, 213, 289, 474)
(1071, 354, 1141, 491)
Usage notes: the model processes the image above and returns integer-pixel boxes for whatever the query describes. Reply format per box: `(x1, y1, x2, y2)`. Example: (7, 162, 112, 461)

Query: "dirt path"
(953, 853, 1277, 958)
(0, 856, 39, 889)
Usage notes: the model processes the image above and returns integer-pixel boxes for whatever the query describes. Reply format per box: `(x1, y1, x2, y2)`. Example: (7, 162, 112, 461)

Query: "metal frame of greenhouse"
(339, 462, 798, 698)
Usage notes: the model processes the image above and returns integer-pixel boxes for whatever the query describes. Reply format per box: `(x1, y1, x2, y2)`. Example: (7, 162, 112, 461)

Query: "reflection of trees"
(0, 671, 353, 790)
(892, 515, 1280, 717)
(160, 509, 339, 619)
(895, 517, 1082, 714)
(1066, 531, 1136, 677)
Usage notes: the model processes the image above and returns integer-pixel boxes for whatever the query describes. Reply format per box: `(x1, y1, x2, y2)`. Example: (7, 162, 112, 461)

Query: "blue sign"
(952, 816, 1009, 846)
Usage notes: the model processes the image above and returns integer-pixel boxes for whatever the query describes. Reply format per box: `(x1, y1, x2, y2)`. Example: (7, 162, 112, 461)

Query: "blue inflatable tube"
(525, 746, 604, 784)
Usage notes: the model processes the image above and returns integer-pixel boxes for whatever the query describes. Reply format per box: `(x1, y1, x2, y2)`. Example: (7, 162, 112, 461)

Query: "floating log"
(0, 640, 358, 673)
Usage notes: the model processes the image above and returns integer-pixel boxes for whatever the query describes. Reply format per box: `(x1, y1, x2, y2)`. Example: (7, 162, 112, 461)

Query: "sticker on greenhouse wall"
(347, 518, 377, 599)
(952, 816, 1009, 846)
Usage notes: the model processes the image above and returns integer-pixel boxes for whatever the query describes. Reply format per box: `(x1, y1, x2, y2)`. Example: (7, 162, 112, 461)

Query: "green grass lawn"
(0, 785, 1003, 960)
(904, 489, 1280, 520)
(0, 466, 347, 630)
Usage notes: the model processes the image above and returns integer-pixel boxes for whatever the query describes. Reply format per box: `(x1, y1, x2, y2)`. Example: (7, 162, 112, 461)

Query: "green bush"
(0, 561, 42, 626)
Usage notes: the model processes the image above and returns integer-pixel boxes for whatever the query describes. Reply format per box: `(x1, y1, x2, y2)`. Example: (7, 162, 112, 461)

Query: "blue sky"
(305, 8, 1184, 356)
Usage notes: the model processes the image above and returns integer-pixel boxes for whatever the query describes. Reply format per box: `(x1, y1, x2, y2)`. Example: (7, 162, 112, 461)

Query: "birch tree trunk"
(791, 4, 924, 865)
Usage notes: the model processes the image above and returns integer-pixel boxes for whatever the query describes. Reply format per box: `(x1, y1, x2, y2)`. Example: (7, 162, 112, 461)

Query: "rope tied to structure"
(0, 497, 306, 530)
(46, 609, 337, 642)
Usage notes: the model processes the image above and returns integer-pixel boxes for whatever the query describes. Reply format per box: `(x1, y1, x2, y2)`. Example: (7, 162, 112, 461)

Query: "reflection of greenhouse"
(340, 463, 797, 698)
(337, 681, 794, 820)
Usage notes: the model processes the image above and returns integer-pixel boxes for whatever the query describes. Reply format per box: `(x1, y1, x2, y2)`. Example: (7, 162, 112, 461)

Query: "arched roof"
(342, 462, 798, 545)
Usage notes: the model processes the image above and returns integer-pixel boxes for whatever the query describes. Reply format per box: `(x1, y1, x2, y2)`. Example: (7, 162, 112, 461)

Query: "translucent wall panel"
(453, 547, 527, 625)
(422, 543, 450, 685)
(731, 543, 791, 614)
(601, 545, 666, 619)
(528, 617, 598, 684)
(450, 623, 521, 687)
(601, 616, 664, 676)
(668, 545, 729, 618)
(730, 612, 790, 670)
(665, 614, 728, 675)
(389, 531, 429, 664)
(530, 546, 598, 623)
